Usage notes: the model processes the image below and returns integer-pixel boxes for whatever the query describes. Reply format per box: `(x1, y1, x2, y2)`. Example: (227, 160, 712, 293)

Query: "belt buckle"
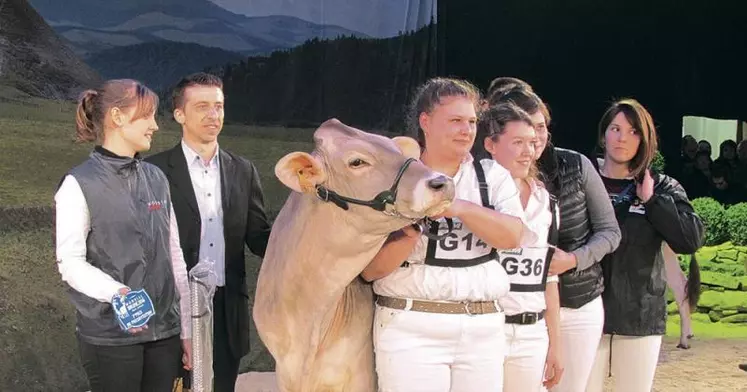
(521, 312, 537, 324)
(462, 301, 475, 316)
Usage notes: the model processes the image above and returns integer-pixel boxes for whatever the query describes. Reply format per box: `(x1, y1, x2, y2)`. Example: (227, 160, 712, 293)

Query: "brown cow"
(253, 119, 455, 392)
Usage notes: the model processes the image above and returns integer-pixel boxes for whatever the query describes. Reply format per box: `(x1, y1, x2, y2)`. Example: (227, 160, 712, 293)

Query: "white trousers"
(373, 304, 506, 392)
(503, 319, 549, 392)
(586, 334, 663, 392)
(549, 296, 604, 392)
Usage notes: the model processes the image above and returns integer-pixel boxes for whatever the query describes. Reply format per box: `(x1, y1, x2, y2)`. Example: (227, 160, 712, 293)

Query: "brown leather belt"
(376, 295, 502, 315)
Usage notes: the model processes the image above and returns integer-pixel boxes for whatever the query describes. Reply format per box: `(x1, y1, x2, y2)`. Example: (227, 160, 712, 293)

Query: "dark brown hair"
(486, 79, 552, 126)
(75, 79, 158, 143)
(598, 98, 658, 181)
(407, 77, 482, 148)
(475, 102, 539, 180)
(171, 72, 224, 111)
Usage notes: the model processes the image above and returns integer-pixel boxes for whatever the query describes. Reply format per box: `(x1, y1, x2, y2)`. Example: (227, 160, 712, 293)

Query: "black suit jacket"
(146, 144, 271, 358)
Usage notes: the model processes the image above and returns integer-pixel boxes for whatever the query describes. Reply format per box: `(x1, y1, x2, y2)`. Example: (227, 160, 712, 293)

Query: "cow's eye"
(348, 158, 368, 168)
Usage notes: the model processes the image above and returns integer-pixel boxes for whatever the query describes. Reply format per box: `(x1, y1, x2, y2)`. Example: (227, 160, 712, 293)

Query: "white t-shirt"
(497, 176, 559, 316)
(372, 155, 534, 302)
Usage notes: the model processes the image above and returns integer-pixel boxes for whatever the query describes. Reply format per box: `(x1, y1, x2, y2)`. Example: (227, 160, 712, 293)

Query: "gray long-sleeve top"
(572, 155, 622, 270)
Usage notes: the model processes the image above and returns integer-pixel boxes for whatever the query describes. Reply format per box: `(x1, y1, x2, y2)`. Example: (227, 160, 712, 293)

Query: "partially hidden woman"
(54, 79, 192, 391)
(361, 77, 534, 392)
(486, 78, 622, 392)
(586, 98, 704, 392)
(477, 101, 564, 391)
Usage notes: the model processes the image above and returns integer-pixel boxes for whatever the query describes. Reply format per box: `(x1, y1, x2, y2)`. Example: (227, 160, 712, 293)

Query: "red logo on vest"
(148, 200, 166, 211)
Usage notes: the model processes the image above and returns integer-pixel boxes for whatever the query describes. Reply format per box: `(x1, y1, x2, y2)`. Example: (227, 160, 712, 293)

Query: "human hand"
(181, 339, 192, 370)
(115, 287, 148, 335)
(429, 199, 468, 220)
(636, 169, 654, 203)
(548, 248, 577, 276)
(543, 344, 564, 389)
(402, 223, 422, 238)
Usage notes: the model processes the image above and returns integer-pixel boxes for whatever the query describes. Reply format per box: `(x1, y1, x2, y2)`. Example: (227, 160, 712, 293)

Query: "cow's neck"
(271, 193, 388, 299)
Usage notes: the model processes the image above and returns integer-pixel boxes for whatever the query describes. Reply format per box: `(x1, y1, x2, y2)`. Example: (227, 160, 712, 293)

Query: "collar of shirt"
(181, 140, 220, 170)
(451, 153, 475, 183)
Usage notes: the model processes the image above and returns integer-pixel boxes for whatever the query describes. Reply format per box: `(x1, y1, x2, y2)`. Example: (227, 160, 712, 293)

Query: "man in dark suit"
(146, 72, 271, 391)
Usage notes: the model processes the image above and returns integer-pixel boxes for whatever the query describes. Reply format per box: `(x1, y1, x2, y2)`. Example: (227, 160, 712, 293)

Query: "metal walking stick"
(189, 259, 218, 392)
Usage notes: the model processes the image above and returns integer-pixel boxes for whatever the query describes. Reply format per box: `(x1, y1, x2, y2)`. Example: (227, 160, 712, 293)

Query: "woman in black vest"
(586, 99, 704, 391)
(486, 79, 622, 392)
(361, 77, 533, 392)
(54, 79, 192, 391)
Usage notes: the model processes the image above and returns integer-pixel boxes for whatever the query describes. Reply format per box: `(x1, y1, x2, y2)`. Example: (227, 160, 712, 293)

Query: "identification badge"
(111, 289, 155, 331)
(628, 202, 646, 215)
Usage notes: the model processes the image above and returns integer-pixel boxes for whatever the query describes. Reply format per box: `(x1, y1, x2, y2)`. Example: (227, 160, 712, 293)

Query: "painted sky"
(208, 0, 436, 38)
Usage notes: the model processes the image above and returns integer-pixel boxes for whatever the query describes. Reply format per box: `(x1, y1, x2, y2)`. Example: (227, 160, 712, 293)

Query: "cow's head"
(276, 118, 455, 233)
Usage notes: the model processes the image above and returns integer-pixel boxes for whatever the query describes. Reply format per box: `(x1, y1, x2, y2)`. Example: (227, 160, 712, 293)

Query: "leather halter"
(314, 157, 454, 240)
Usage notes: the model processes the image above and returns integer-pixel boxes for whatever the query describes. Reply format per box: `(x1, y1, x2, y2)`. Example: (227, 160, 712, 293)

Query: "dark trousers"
(213, 287, 241, 392)
(78, 334, 180, 392)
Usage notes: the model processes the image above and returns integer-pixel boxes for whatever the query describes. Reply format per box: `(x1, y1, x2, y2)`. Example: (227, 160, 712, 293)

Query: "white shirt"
(181, 141, 226, 287)
(372, 155, 534, 302)
(55, 175, 191, 339)
(498, 176, 559, 316)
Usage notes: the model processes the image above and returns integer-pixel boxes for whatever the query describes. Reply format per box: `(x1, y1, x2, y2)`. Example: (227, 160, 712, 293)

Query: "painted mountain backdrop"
(27, 0, 367, 91)
(0, 0, 100, 99)
(22, 0, 439, 132)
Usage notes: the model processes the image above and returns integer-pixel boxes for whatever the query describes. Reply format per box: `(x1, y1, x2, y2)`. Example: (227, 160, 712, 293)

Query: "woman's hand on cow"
(430, 199, 468, 220)
(402, 223, 421, 238)
(548, 248, 577, 276)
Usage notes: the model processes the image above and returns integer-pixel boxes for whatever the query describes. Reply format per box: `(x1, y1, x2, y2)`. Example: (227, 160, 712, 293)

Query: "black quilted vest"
(539, 147, 603, 309)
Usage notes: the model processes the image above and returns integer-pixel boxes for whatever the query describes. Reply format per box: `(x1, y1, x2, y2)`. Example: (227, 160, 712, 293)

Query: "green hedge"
(725, 203, 747, 246)
(691, 198, 729, 246)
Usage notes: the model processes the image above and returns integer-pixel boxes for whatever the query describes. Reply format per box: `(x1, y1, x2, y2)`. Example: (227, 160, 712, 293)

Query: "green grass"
(667, 315, 747, 339)
(0, 229, 88, 391)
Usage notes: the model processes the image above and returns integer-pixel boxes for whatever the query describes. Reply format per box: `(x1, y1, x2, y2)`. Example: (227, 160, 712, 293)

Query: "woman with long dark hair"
(586, 98, 704, 391)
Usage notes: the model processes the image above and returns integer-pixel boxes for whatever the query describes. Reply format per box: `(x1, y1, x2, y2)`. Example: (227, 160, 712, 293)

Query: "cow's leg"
(342, 339, 376, 392)
(662, 243, 692, 349)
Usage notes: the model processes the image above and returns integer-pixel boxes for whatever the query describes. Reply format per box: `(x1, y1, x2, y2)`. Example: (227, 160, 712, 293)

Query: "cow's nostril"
(427, 176, 447, 190)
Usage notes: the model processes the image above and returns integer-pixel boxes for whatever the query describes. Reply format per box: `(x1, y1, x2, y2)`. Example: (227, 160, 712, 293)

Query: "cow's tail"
(686, 254, 701, 310)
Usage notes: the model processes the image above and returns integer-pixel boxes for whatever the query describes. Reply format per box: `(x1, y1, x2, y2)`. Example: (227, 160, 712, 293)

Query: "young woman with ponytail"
(54, 79, 191, 391)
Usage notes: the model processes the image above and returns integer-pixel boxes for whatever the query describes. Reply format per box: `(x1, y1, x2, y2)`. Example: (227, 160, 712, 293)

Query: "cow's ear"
(392, 136, 421, 159)
(275, 152, 327, 193)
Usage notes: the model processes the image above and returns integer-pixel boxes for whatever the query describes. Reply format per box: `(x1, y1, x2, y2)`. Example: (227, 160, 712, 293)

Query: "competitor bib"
(424, 218, 496, 267)
(424, 159, 496, 268)
(499, 246, 552, 292)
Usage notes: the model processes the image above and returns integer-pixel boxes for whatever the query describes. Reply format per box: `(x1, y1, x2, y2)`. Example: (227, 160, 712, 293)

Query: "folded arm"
(644, 178, 704, 254)
(572, 156, 622, 271)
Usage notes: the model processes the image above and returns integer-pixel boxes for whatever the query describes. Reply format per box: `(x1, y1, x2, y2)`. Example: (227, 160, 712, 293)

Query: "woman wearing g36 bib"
(361, 78, 534, 392)
(486, 78, 622, 392)
(477, 102, 563, 392)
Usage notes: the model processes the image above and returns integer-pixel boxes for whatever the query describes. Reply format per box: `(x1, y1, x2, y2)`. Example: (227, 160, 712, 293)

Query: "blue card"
(111, 289, 156, 331)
